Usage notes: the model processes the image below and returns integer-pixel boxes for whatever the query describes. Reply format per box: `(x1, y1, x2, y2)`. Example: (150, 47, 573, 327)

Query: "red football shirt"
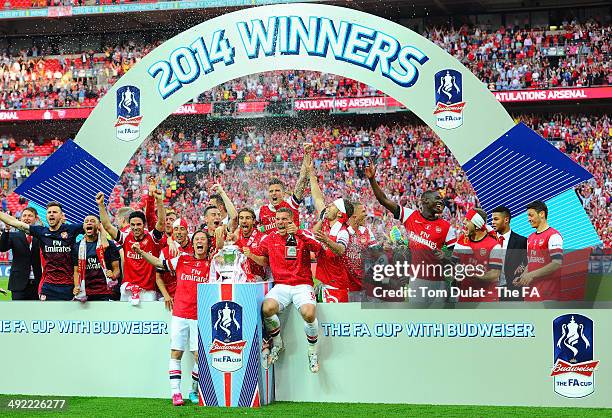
(526, 227, 563, 301)
(396, 206, 456, 281)
(343, 225, 377, 291)
(256, 195, 300, 234)
(116, 229, 163, 290)
(167, 254, 211, 320)
(315, 220, 351, 289)
(254, 229, 323, 286)
(158, 240, 194, 297)
(453, 234, 503, 302)
(235, 228, 266, 279)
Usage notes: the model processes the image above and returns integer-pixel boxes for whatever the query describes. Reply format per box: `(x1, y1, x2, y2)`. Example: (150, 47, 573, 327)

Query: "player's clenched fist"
(131, 242, 143, 254)
(365, 159, 376, 179)
(96, 192, 105, 206)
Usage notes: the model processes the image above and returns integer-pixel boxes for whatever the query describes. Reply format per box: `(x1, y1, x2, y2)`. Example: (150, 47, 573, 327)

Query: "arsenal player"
(344, 202, 378, 301)
(366, 160, 456, 301)
(0, 202, 84, 301)
(97, 189, 165, 304)
(309, 162, 353, 302)
(451, 208, 503, 302)
(202, 205, 225, 257)
(514, 200, 563, 301)
(232, 208, 266, 281)
(133, 230, 211, 406)
(248, 207, 324, 373)
(145, 178, 176, 247)
(255, 143, 312, 233)
(157, 218, 193, 311)
(209, 183, 237, 226)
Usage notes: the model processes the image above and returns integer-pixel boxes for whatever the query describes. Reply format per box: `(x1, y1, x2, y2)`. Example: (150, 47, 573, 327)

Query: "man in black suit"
(491, 206, 527, 301)
(0, 207, 42, 300)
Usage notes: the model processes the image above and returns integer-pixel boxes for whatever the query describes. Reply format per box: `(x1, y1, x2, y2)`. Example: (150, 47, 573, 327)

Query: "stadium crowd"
(1, 18, 610, 110)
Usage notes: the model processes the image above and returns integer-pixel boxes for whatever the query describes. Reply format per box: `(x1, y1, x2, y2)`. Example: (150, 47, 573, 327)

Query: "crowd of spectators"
(0, 18, 609, 110)
(95, 113, 610, 247)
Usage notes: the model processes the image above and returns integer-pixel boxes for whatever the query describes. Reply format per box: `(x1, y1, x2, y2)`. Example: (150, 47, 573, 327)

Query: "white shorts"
(170, 316, 198, 352)
(120, 282, 158, 302)
(264, 284, 316, 312)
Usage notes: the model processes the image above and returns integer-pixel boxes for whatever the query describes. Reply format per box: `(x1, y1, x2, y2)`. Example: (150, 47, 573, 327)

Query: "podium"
(197, 281, 274, 407)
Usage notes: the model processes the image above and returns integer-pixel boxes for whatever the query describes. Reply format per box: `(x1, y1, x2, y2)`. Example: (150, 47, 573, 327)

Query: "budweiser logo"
(551, 359, 599, 377)
(114, 115, 143, 127)
(209, 339, 246, 354)
(433, 101, 466, 114)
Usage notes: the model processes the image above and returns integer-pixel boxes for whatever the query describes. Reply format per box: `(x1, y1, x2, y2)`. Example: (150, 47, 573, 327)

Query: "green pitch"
(0, 396, 609, 417)
(0, 277, 9, 301)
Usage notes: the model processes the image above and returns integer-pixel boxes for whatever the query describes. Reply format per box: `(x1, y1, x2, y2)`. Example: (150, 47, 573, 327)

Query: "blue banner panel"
(511, 190, 602, 250)
(197, 281, 274, 407)
(463, 123, 592, 217)
(15, 140, 119, 225)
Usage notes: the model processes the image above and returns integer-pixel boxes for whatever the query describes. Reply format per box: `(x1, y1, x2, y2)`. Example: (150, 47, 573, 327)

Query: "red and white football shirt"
(254, 229, 323, 286)
(256, 195, 301, 234)
(526, 227, 563, 301)
(116, 229, 163, 290)
(315, 220, 351, 290)
(158, 240, 193, 297)
(396, 206, 456, 281)
(343, 225, 377, 291)
(452, 234, 503, 302)
(166, 254, 211, 320)
(235, 228, 266, 280)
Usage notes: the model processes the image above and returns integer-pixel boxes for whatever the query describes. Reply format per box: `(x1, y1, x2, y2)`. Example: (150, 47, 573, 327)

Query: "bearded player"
(133, 230, 211, 406)
(256, 144, 311, 233)
(247, 207, 324, 373)
(233, 208, 266, 281)
(366, 159, 456, 301)
(513, 200, 563, 301)
(451, 208, 502, 302)
(157, 218, 193, 311)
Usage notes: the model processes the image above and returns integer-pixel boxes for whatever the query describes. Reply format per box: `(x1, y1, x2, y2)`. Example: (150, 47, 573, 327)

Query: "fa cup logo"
(551, 314, 599, 398)
(214, 303, 241, 342)
(209, 301, 246, 373)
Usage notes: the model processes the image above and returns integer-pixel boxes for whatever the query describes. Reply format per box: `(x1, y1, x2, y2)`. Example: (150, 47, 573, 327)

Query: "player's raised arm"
(212, 183, 237, 229)
(365, 159, 399, 217)
(131, 242, 163, 269)
(96, 192, 119, 241)
(308, 159, 326, 217)
(0, 211, 30, 234)
(153, 185, 166, 234)
(293, 143, 313, 202)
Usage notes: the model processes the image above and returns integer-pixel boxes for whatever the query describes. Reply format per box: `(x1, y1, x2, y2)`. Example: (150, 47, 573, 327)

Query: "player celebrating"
(256, 143, 311, 233)
(157, 218, 193, 311)
(514, 200, 563, 301)
(233, 208, 266, 281)
(0, 202, 84, 301)
(366, 160, 456, 301)
(72, 216, 121, 302)
(248, 207, 324, 373)
(202, 205, 225, 257)
(344, 202, 378, 301)
(132, 230, 211, 406)
(309, 162, 353, 302)
(451, 209, 502, 302)
(209, 183, 238, 226)
(97, 189, 165, 304)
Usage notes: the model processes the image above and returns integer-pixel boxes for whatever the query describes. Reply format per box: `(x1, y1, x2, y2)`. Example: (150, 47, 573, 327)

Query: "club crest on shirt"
(435, 226, 442, 234)
(61, 231, 68, 239)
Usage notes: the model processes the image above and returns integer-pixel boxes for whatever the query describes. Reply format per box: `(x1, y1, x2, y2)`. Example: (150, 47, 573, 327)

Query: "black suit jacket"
(502, 231, 528, 295)
(0, 229, 42, 292)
